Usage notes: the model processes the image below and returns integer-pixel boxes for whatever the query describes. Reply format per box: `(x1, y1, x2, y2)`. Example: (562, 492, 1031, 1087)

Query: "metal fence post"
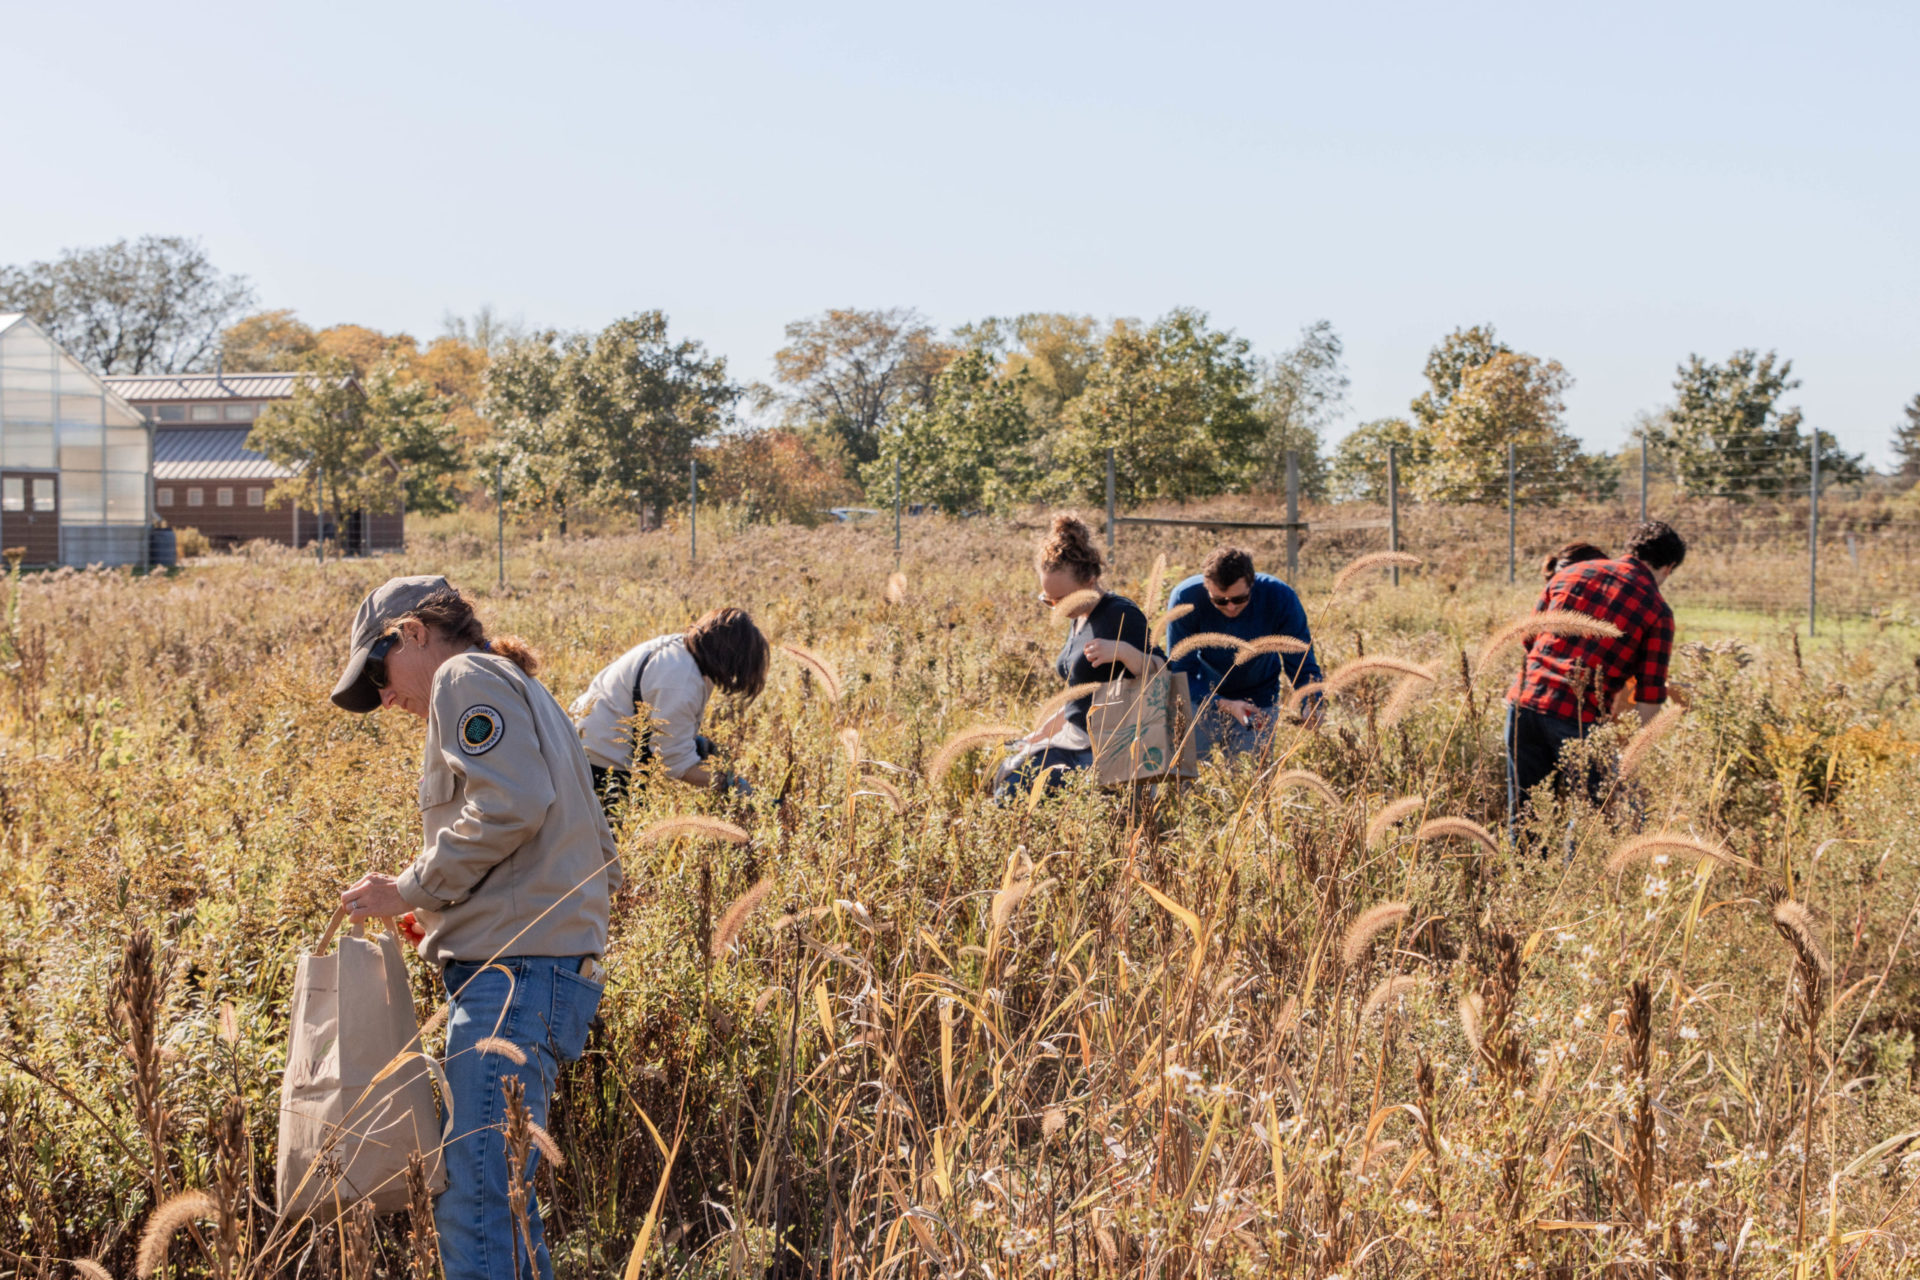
(1639, 437, 1649, 524)
(1285, 450, 1299, 580)
(1387, 445, 1401, 586)
(893, 457, 901, 567)
(1809, 433, 1819, 636)
(495, 462, 505, 589)
(1105, 448, 1116, 562)
(689, 457, 698, 568)
(315, 464, 324, 564)
(1507, 441, 1517, 585)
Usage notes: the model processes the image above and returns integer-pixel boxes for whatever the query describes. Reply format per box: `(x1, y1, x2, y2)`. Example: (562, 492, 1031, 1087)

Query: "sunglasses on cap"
(1208, 587, 1252, 608)
(365, 630, 402, 690)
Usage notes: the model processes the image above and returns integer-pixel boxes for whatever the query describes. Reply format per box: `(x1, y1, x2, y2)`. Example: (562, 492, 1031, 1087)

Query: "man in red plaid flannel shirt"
(1506, 521, 1686, 829)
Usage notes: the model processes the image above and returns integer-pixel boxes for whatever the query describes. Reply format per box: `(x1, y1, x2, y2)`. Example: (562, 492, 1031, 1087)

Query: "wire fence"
(1100, 446, 1920, 633)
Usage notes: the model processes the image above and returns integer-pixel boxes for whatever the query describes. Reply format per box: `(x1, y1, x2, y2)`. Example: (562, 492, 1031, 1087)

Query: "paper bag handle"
(316, 906, 402, 954)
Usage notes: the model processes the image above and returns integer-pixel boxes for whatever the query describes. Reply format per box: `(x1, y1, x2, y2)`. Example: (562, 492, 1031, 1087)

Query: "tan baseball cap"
(330, 575, 452, 712)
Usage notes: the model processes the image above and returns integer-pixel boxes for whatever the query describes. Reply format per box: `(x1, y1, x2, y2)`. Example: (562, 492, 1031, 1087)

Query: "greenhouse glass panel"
(59, 392, 103, 425)
(2, 386, 55, 421)
(60, 470, 104, 521)
(105, 472, 147, 523)
(2, 426, 55, 468)
(105, 429, 147, 472)
(105, 397, 144, 429)
(0, 328, 51, 367)
(59, 423, 104, 471)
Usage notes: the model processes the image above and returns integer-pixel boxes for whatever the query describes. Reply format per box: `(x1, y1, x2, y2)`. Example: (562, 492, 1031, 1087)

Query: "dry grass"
(2, 508, 1916, 1277)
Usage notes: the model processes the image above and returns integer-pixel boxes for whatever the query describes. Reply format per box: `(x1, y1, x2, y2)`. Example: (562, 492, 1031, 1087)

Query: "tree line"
(3, 237, 1914, 531)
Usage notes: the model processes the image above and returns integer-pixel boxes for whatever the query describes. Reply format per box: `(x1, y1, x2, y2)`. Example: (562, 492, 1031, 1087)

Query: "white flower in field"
(1573, 1003, 1594, 1031)
(1679, 1217, 1696, 1235)
(1554, 930, 1576, 946)
(1643, 875, 1670, 898)
(1679, 1025, 1700, 1041)
(1401, 1198, 1433, 1217)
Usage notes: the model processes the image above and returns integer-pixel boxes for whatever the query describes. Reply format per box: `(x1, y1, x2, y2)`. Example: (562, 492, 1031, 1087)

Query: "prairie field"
(2, 506, 1919, 1279)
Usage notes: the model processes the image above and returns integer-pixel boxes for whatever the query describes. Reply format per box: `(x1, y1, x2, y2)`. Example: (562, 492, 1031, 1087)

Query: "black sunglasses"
(365, 630, 402, 690)
(1208, 589, 1252, 608)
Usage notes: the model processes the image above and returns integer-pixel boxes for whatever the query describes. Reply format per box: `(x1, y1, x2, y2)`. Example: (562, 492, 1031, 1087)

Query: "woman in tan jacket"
(332, 575, 616, 1280)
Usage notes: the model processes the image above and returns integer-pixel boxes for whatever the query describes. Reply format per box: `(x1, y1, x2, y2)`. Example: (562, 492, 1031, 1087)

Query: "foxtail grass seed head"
(1476, 610, 1624, 669)
(1149, 603, 1194, 634)
(1325, 655, 1434, 695)
(1167, 631, 1247, 662)
(778, 641, 844, 702)
(1272, 769, 1338, 805)
(475, 1036, 528, 1065)
(639, 815, 751, 846)
(712, 876, 774, 960)
(855, 778, 907, 815)
(1342, 902, 1411, 969)
(927, 724, 1026, 788)
(1360, 974, 1421, 1021)
(136, 1191, 216, 1278)
(1240, 633, 1311, 657)
(1043, 1105, 1067, 1139)
(70, 1261, 113, 1280)
(1619, 702, 1686, 777)
(1380, 669, 1435, 726)
(1332, 551, 1422, 592)
(991, 848, 1036, 931)
(1050, 588, 1104, 623)
(1141, 553, 1168, 613)
(1604, 833, 1753, 876)
(527, 1121, 565, 1168)
(838, 727, 861, 770)
(1458, 993, 1484, 1052)
(1032, 682, 1104, 734)
(1771, 898, 1833, 981)
(885, 571, 908, 604)
(216, 1000, 238, 1044)
(1413, 816, 1499, 854)
(1366, 795, 1426, 847)
(1285, 680, 1326, 714)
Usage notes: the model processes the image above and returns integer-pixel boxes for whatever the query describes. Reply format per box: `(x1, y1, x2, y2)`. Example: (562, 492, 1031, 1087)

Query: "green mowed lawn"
(1673, 602, 1908, 649)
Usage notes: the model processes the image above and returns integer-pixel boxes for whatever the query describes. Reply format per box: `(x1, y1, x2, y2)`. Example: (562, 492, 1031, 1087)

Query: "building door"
(0, 472, 60, 567)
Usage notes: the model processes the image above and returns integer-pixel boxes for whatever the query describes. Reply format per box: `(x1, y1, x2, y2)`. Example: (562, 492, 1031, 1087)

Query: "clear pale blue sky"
(6, 1, 1915, 462)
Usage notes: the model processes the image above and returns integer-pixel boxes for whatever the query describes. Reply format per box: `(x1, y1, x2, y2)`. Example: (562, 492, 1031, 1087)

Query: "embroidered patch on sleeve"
(457, 705, 505, 756)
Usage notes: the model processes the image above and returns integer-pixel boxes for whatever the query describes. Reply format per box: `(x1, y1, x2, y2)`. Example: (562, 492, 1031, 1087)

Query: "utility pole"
(1639, 438, 1649, 523)
(495, 462, 505, 589)
(689, 458, 698, 568)
(893, 457, 901, 568)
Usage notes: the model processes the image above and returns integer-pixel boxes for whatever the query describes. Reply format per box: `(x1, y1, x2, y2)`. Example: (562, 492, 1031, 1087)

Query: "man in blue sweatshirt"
(1165, 546, 1323, 759)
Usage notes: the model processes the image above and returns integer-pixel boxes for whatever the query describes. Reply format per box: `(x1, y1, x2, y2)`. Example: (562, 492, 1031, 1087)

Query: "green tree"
(482, 314, 738, 531)
(861, 348, 1037, 513)
(1650, 350, 1863, 498)
(0, 236, 254, 374)
(1329, 418, 1426, 502)
(1893, 393, 1920, 485)
(1253, 319, 1347, 498)
(249, 356, 402, 547)
(1410, 323, 1510, 433)
(1415, 350, 1580, 502)
(363, 360, 463, 515)
(768, 308, 952, 466)
(1056, 308, 1261, 505)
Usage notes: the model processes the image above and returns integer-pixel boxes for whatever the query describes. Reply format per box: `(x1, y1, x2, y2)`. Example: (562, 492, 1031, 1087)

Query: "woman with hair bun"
(329, 575, 617, 1280)
(995, 514, 1163, 798)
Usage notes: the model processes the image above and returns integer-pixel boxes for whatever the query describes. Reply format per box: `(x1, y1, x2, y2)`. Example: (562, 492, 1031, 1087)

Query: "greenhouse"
(0, 314, 152, 567)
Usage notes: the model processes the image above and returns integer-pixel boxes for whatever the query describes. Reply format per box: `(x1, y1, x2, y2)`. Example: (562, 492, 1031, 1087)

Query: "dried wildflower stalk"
(1332, 551, 1423, 592)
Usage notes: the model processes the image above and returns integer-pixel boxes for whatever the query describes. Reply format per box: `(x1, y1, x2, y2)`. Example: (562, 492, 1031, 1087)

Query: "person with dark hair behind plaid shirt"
(1505, 520, 1687, 834)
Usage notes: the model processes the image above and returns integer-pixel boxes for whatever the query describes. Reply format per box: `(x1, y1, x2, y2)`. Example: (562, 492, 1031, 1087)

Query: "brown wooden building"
(101, 372, 403, 553)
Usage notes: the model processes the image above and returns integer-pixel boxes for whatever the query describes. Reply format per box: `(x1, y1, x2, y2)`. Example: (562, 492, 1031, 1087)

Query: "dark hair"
(1542, 541, 1608, 580)
(1624, 520, 1687, 570)
(403, 587, 539, 675)
(685, 607, 769, 699)
(1202, 546, 1256, 589)
(1036, 513, 1103, 584)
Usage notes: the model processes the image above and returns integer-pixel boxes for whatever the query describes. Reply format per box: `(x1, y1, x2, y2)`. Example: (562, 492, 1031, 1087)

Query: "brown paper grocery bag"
(275, 909, 447, 1219)
(1088, 669, 1200, 785)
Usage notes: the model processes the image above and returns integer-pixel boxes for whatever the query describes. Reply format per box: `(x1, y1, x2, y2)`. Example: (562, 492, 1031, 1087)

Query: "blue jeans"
(1193, 701, 1275, 761)
(438, 956, 604, 1280)
(992, 746, 1094, 802)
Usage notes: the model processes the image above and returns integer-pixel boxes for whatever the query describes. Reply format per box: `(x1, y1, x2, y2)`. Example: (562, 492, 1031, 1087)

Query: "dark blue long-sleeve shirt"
(1164, 572, 1322, 708)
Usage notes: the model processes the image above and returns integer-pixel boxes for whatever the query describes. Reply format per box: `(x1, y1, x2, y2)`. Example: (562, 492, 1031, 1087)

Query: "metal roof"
(152, 427, 301, 481)
(101, 371, 303, 401)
